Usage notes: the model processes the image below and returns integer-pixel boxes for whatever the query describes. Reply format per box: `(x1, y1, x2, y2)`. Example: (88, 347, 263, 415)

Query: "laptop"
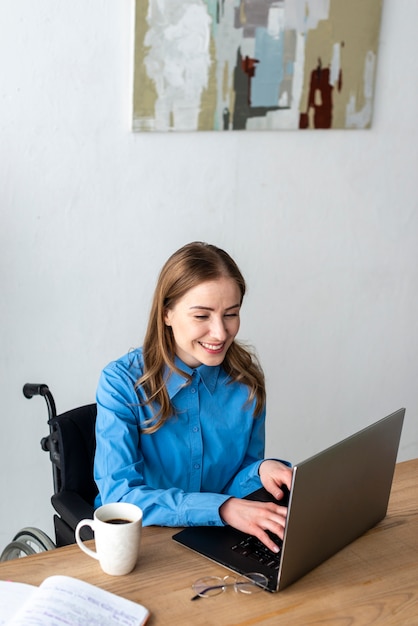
(173, 408, 405, 592)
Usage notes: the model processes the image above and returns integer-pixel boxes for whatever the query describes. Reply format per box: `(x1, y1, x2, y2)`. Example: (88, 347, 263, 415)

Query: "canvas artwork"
(132, 0, 383, 132)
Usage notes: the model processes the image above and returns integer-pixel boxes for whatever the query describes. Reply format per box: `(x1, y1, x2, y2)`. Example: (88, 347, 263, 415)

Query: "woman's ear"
(164, 309, 172, 326)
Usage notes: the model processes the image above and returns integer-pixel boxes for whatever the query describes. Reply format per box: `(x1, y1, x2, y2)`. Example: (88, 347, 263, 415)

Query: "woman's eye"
(193, 312, 239, 320)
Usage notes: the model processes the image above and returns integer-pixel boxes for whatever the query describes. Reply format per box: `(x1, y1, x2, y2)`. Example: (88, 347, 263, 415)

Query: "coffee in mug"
(75, 502, 143, 575)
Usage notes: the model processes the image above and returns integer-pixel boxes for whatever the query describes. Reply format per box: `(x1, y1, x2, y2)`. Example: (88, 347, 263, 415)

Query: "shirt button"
(191, 388, 196, 394)
(194, 463, 200, 469)
(192, 426, 199, 433)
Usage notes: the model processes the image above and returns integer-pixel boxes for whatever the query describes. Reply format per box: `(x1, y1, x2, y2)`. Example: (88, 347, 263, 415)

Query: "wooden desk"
(1, 459, 417, 625)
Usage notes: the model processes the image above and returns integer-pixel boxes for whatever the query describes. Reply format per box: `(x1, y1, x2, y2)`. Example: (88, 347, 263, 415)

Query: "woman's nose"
(209, 317, 227, 340)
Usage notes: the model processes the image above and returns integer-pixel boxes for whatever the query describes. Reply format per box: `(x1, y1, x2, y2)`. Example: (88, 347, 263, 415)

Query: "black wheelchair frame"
(1, 384, 97, 561)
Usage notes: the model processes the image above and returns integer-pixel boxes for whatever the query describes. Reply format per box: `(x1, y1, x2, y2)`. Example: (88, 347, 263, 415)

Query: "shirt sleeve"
(221, 404, 266, 497)
(94, 361, 231, 527)
(221, 405, 292, 498)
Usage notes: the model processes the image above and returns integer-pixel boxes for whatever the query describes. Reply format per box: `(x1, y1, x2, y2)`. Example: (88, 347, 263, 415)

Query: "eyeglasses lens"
(193, 576, 225, 597)
(192, 572, 268, 598)
(235, 573, 268, 594)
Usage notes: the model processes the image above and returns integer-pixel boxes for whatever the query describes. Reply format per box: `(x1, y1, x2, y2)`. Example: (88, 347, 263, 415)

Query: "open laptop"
(173, 408, 405, 592)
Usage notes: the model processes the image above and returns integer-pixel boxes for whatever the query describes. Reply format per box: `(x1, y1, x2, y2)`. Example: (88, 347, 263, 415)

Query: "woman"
(94, 242, 292, 553)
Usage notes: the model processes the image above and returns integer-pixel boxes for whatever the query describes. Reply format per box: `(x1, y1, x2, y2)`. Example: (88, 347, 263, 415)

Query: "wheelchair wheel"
(0, 540, 36, 561)
(0, 527, 56, 561)
(13, 527, 56, 552)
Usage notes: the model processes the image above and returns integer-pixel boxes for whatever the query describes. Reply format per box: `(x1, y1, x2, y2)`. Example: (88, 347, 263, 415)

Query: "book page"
(7, 575, 149, 626)
(0, 581, 37, 625)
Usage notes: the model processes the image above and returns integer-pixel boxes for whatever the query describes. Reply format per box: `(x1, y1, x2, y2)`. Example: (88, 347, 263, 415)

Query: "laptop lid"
(173, 408, 405, 592)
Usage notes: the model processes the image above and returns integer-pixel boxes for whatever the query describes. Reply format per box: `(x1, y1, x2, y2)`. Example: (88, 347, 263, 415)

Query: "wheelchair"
(1, 384, 97, 561)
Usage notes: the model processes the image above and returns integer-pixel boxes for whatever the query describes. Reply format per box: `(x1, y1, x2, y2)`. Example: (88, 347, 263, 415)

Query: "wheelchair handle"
(23, 382, 57, 421)
(23, 383, 51, 399)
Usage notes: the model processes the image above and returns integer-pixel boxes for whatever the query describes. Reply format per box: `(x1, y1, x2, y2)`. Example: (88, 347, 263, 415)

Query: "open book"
(0, 575, 149, 625)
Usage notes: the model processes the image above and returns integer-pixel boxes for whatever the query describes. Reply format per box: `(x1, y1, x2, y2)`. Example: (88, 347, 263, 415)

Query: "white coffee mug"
(75, 502, 143, 575)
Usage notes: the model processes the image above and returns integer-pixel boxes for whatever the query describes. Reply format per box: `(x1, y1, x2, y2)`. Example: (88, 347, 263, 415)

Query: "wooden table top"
(1, 458, 417, 625)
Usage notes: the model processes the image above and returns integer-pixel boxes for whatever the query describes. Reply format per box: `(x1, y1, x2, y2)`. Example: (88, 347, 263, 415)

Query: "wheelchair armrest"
(51, 491, 95, 536)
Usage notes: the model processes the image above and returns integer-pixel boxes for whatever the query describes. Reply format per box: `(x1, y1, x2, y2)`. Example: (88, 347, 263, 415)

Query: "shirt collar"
(165, 357, 220, 398)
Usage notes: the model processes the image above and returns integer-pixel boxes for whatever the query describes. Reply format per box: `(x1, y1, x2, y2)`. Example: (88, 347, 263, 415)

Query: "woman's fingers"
(219, 498, 288, 551)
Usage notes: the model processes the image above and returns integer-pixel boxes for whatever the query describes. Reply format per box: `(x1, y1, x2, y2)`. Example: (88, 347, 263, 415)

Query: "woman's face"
(164, 277, 241, 368)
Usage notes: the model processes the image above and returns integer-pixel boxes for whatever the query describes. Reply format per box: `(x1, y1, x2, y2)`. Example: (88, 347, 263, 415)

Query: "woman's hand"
(259, 459, 293, 501)
(219, 461, 293, 553)
(219, 497, 288, 553)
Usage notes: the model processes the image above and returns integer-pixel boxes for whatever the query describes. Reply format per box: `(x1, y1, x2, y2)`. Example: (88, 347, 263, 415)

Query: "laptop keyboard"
(231, 532, 282, 572)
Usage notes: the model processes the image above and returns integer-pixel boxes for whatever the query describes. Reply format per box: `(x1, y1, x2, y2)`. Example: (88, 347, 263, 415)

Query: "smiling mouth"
(199, 341, 225, 353)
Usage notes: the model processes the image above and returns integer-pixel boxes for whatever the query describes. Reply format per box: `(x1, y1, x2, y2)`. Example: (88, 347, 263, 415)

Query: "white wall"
(1, 0, 417, 552)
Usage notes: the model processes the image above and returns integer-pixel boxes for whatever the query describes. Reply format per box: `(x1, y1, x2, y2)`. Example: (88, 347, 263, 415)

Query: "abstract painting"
(132, 0, 383, 131)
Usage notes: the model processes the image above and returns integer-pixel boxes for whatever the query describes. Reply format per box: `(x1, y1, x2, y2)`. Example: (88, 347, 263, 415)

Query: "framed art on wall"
(132, 0, 384, 132)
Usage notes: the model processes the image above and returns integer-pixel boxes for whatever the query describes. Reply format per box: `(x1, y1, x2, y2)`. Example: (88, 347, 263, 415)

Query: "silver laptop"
(173, 408, 405, 592)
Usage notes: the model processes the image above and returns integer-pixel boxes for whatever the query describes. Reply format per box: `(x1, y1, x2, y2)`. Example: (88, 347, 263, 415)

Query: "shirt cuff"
(258, 458, 293, 474)
(178, 492, 231, 526)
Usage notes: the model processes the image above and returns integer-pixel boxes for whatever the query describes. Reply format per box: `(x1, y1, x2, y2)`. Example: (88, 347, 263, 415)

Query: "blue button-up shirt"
(94, 348, 268, 527)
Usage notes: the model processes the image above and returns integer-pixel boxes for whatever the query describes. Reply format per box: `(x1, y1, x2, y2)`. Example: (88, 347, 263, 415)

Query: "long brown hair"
(137, 242, 265, 432)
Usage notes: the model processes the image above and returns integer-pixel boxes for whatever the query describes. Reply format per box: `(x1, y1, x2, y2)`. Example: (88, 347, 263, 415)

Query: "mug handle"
(75, 519, 98, 560)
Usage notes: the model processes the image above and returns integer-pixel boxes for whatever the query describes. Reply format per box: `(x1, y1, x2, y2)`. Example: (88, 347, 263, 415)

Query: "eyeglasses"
(191, 572, 268, 600)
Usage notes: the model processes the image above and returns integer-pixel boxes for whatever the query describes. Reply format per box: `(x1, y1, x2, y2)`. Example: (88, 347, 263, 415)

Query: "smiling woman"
(94, 242, 292, 553)
(164, 277, 241, 368)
